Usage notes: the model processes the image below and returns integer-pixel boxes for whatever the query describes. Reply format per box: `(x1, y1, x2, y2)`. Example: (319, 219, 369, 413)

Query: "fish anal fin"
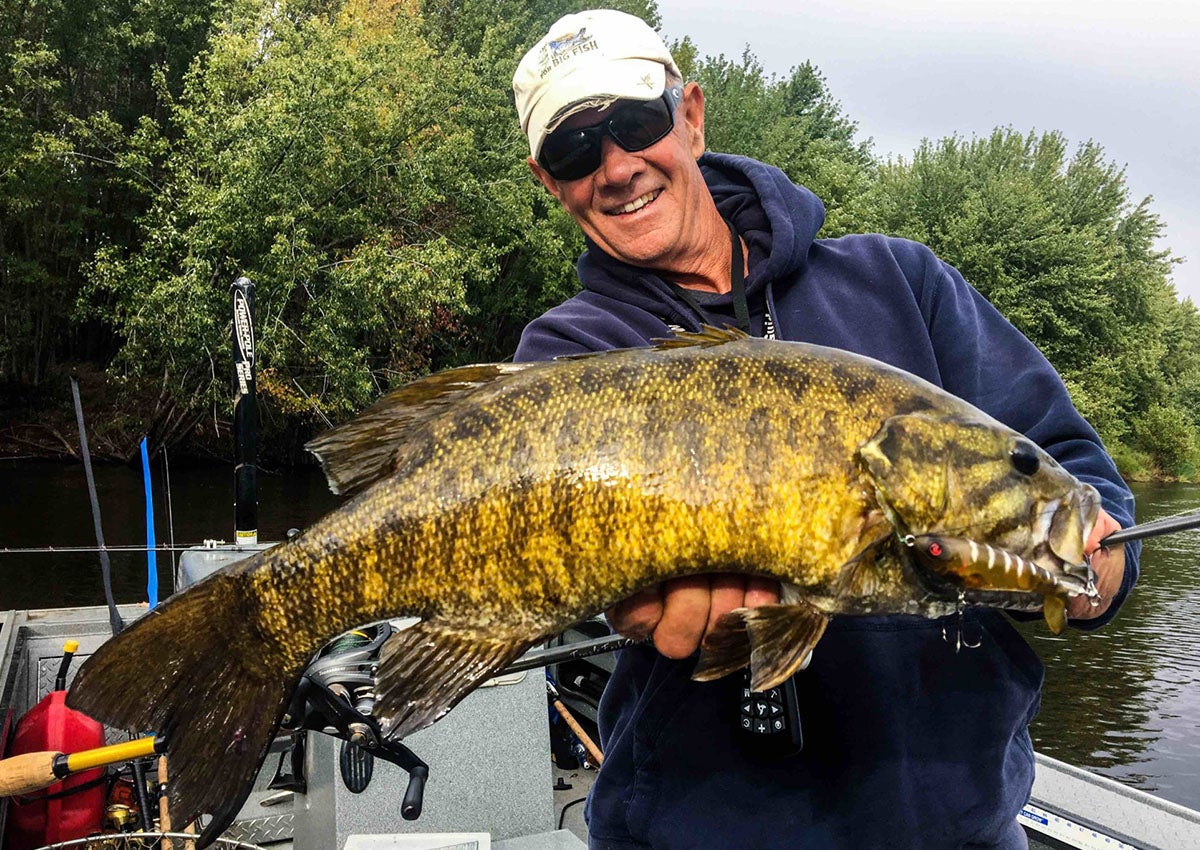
(693, 609, 752, 682)
(1043, 596, 1067, 635)
(375, 621, 535, 740)
(744, 603, 829, 692)
(305, 362, 538, 496)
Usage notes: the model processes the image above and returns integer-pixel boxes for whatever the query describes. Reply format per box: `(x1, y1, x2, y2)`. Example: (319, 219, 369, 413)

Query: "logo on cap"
(537, 27, 599, 77)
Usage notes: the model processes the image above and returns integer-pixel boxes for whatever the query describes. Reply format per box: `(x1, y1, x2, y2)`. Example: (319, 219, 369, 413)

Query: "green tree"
(0, 0, 231, 386)
(862, 129, 1197, 476)
(678, 47, 874, 236)
(82, 0, 624, 456)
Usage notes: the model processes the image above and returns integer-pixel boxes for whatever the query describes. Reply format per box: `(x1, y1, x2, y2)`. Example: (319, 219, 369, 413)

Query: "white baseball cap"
(513, 9, 682, 160)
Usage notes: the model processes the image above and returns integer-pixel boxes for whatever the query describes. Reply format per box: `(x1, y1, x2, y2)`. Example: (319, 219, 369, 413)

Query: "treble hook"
(941, 591, 982, 652)
(1083, 552, 1101, 608)
(902, 534, 982, 651)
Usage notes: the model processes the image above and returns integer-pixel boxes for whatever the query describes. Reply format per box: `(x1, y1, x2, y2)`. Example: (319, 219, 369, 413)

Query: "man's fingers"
(1084, 507, 1121, 555)
(655, 576, 712, 659)
(707, 575, 748, 635)
(745, 576, 780, 608)
(1069, 507, 1125, 621)
(605, 586, 663, 640)
(1067, 545, 1125, 620)
(608, 575, 784, 660)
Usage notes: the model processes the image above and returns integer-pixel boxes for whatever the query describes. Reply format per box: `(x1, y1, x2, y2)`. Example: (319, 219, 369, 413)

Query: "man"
(511, 10, 1138, 849)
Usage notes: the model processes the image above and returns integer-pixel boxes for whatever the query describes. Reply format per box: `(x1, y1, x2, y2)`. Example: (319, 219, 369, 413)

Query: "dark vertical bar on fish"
(232, 277, 258, 546)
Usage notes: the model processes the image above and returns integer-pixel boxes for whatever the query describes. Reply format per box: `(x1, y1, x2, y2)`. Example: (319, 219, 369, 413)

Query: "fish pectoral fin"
(832, 517, 894, 599)
(1043, 595, 1067, 635)
(305, 362, 540, 495)
(694, 602, 830, 690)
(374, 620, 535, 741)
(745, 602, 829, 692)
(693, 609, 752, 682)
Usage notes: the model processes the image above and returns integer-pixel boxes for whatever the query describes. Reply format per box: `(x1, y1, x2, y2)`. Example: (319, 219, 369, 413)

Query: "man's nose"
(595, 136, 643, 185)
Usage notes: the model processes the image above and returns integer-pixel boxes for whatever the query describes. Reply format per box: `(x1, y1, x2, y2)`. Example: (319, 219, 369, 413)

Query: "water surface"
(1018, 481, 1200, 810)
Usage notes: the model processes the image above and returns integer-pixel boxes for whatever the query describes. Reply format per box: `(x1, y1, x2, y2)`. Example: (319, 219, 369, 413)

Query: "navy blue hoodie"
(516, 152, 1138, 849)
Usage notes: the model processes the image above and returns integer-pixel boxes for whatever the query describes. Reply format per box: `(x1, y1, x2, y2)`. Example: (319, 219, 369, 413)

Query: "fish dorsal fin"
(652, 324, 749, 349)
(554, 325, 749, 363)
(305, 362, 538, 495)
(693, 602, 828, 691)
(373, 620, 534, 740)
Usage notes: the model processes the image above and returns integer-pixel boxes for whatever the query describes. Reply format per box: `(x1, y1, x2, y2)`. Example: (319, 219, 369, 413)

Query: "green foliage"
(4, 0, 1198, 476)
(0, 0, 232, 385)
(84, 0, 590, 434)
(1134, 403, 1198, 478)
(681, 47, 874, 235)
(861, 129, 1200, 477)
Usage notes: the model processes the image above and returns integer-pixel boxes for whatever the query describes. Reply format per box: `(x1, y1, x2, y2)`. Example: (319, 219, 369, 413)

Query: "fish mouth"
(1028, 484, 1101, 586)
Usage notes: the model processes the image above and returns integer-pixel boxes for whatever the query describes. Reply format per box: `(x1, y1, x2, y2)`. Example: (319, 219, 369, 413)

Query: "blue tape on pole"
(140, 437, 159, 608)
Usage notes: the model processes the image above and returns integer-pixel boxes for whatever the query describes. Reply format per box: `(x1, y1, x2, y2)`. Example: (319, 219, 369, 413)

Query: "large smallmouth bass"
(67, 328, 1100, 843)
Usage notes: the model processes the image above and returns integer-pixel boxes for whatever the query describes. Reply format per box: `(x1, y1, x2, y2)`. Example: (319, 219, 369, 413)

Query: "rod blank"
(1101, 510, 1200, 547)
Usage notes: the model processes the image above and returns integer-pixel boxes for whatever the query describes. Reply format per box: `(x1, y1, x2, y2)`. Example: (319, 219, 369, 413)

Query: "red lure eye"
(927, 542, 943, 557)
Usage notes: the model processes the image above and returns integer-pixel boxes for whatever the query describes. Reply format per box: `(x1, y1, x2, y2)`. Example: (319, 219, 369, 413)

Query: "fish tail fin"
(67, 567, 303, 846)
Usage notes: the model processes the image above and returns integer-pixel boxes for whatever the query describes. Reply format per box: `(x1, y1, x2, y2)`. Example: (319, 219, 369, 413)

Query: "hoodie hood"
(576, 152, 826, 325)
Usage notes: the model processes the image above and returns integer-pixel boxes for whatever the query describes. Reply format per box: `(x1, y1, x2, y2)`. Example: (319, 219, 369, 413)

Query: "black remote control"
(736, 668, 803, 756)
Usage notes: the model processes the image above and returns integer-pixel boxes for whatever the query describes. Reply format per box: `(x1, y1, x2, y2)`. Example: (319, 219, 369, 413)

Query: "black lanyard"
(668, 220, 752, 334)
(728, 220, 750, 334)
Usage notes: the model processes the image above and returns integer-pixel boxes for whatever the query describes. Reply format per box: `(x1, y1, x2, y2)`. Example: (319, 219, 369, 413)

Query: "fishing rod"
(1100, 508, 1200, 546)
(505, 633, 643, 674)
(71, 374, 122, 638)
(0, 543, 259, 555)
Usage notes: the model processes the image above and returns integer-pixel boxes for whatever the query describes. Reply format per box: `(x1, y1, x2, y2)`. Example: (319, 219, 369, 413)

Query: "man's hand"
(606, 574, 780, 658)
(1067, 506, 1125, 621)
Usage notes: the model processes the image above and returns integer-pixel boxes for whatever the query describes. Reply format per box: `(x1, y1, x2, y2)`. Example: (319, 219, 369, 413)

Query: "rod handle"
(0, 751, 60, 796)
(159, 756, 174, 850)
(552, 698, 604, 766)
(0, 735, 161, 796)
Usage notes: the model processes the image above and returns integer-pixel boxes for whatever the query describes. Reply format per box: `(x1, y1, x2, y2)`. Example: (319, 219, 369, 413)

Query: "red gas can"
(3, 649, 106, 849)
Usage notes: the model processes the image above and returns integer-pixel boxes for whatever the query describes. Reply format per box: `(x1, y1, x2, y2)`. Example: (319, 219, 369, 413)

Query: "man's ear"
(680, 82, 706, 158)
(528, 157, 564, 202)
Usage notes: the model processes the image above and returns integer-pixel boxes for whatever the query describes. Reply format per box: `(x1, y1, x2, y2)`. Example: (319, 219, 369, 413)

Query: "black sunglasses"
(538, 86, 684, 182)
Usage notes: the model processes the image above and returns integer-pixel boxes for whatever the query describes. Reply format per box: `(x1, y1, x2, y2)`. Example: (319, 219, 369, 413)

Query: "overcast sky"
(656, 0, 1199, 305)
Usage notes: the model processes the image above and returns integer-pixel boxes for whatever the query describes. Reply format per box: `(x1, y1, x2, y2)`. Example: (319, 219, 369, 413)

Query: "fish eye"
(1010, 441, 1040, 476)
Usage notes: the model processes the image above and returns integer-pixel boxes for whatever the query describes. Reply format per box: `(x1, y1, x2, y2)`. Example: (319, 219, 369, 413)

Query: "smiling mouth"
(608, 189, 661, 216)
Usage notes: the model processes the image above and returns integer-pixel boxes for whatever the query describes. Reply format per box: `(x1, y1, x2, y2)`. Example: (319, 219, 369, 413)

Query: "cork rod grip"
(0, 751, 59, 796)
